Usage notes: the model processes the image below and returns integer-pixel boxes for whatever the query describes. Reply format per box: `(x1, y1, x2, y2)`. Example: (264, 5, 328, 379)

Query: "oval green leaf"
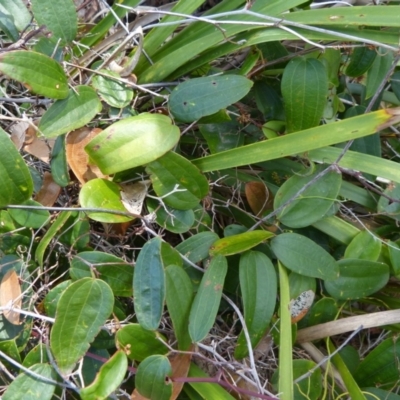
(146, 151, 209, 210)
(116, 323, 168, 362)
(165, 265, 194, 350)
(346, 46, 377, 78)
(31, 0, 77, 43)
(9, 199, 50, 228)
(209, 230, 274, 257)
(79, 178, 133, 223)
(92, 69, 134, 108)
(344, 230, 382, 261)
(3, 363, 57, 400)
(80, 351, 127, 400)
(169, 75, 253, 122)
(0, 0, 30, 32)
(235, 251, 277, 359)
(51, 135, 69, 187)
(189, 255, 227, 343)
(324, 259, 389, 300)
(133, 237, 165, 331)
(274, 167, 342, 228)
(50, 278, 114, 374)
(39, 85, 102, 137)
(281, 57, 328, 132)
(0, 50, 68, 99)
(271, 233, 339, 280)
(176, 232, 219, 264)
(136, 355, 172, 400)
(85, 113, 180, 175)
(0, 128, 33, 206)
(70, 251, 134, 297)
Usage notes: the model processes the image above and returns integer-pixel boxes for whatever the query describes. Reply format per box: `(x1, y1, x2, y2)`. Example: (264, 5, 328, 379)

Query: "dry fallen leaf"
(245, 181, 271, 216)
(120, 180, 151, 216)
(169, 350, 193, 400)
(66, 127, 107, 184)
(35, 171, 61, 207)
(0, 269, 22, 325)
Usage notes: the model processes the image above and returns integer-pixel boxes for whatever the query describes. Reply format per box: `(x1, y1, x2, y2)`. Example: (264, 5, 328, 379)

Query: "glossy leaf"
(80, 351, 127, 400)
(85, 113, 180, 175)
(354, 337, 400, 388)
(116, 323, 168, 361)
(92, 69, 133, 108)
(281, 57, 328, 132)
(0, 50, 68, 99)
(271, 233, 339, 280)
(135, 355, 172, 400)
(344, 231, 382, 261)
(9, 199, 50, 229)
(324, 259, 389, 300)
(0, 127, 33, 206)
(189, 255, 227, 343)
(209, 230, 274, 257)
(147, 151, 209, 210)
(176, 232, 219, 264)
(70, 251, 133, 296)
(165, 265, 193, 350)
(133, 237, 165, 331)
(39, 86, 102, 137)
(79, 178, 133, 223)
(31, 0, 77, 43)
(2, 363, 57, 400)
(235, 251, 277, 359)
(274, 167, 342, 228)
(346, 46, 377, 78)
(169, 75, 253, 122)
(50, 278, 114, 374)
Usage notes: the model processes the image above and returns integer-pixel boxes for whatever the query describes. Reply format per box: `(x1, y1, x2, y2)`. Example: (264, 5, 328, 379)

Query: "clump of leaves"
(1, 0, 400, 399)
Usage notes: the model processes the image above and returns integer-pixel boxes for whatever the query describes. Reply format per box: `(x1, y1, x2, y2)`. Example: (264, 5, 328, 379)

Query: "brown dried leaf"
(23, 133, 55, 164)
(35, 171, 61, 206)
(10, 121, 28, 150)
(0, 270, 22, 325)
(120, 180, 151, 216)
(245, 181, 271, 216)
(66, 127, 107, 185)
(169, 351, 193, 400)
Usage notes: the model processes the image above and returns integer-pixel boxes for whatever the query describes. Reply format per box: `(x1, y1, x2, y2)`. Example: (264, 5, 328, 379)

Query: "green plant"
(1, 0, 400, 399)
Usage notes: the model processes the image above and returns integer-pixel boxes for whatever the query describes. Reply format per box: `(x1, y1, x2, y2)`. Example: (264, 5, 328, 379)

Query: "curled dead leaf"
(120, 180, 151, 216)
(245, 181, 271, 216)
(66, 127, 107, 184)
(169, 350, 193, 400)
(35, 171, 61, 207)
(0, 269, 22, 325)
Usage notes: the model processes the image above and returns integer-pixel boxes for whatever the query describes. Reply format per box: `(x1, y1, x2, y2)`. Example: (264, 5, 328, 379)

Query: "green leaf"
(50, 278, 114, 374)
(116, 323, 168, 361)
(35, 211, 71, 267)
(2, 364, 57, 400)
(133, 237, 165, 331)
(92, 70, 134, 108)
(324, 259, 389, 300)
(32, 0, 77, 43)
(281, 57, 328, 132)
(70, 251, 133, 297)
(0, 10, 18, 41)
(0, 128, 33, 206)
(209, 231, 274, 257)
(9, 200, 50, 228)
(50, 135, 69, 187)
(235, 251, 277, 359)
(274, 166, 342, 228)
(176, 232, 219, 264)
(189, 255, 227, 343)
(344, 231, 382, 261)
(146, 151, 209, 210)
(0, 0, 30, 31)
(193, 109, 399, 172)
(39, 86, 102, 137)
(79, 178, 133, 223)
(169, 75, 253, 122)
(0, 50, 68, 99)
(363, 388, 400, 400)
(346, 46, 377, 78)
(366, 48, 394, 100)
(43, 280, 72, 318)
(271, 233, 339, 280)
(85, 113, 180, 175)
(136, 355, 172, 400)
(293, 360, 322, 400)
(354, 337, 400, 387)
(165, 265, 194, 350)
(80, 351, 127, 400)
